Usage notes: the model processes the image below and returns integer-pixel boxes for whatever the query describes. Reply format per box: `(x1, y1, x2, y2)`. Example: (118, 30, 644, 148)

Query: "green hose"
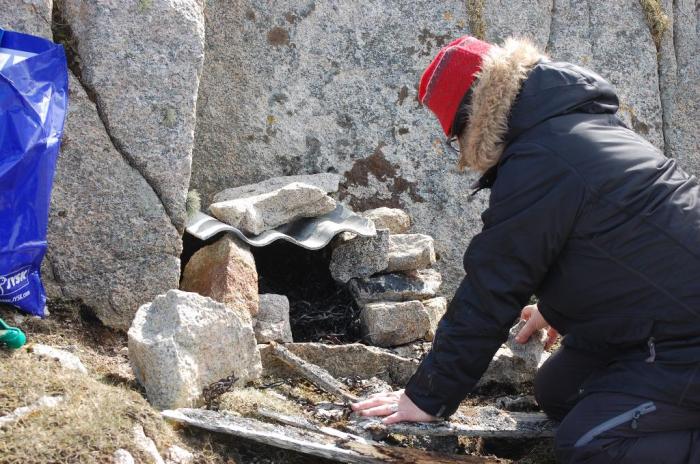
(0, 318, 26, 350)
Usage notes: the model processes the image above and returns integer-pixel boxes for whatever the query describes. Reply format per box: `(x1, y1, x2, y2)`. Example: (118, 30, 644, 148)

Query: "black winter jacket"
(405, 40, 700, 418)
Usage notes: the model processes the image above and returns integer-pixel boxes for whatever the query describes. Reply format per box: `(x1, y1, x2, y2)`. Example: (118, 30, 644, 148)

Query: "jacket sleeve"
(404, 144, 586, 418)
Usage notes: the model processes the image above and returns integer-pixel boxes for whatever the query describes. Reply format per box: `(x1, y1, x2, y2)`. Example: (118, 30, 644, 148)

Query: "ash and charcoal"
(253, 240, 361, 344)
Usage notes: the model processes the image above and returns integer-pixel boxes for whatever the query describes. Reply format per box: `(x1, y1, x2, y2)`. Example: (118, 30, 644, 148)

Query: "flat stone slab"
(259, 342, 418, 386)
(386, 234, 436, 273)
(210, 182, 336, 235)
(360, 300, 431, 347)
(348, 269, 442, 305)
(361, 208, 410, 234)
(213, 173, 341, 203)
(329, 229, 389, 283)
(255, 294, 293, 343)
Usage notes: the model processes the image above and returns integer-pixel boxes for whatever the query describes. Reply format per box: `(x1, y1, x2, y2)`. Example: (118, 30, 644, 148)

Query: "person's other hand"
(350, 389, 439, 424)
(515, 304, 559, 349)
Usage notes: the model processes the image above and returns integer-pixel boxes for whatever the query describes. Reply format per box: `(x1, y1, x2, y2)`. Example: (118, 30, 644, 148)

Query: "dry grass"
(639, 0, 670, 49)
(0, 301, 230, 463)
(0, 348, 176, 463)
(465, 0, 486, 40)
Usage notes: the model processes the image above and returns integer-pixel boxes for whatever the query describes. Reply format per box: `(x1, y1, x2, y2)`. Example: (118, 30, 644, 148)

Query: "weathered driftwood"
(257, 409, 374, 443)
(269, 341, 360, 403)
(352, 406, 555, 439)
(163, 408, 502, 464)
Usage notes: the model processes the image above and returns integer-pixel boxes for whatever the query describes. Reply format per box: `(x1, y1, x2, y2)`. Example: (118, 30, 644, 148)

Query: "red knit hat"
(419, 36, 493, 136)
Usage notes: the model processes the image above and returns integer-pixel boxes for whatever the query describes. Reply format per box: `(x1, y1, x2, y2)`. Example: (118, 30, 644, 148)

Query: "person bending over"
(352, 36, 700, 464)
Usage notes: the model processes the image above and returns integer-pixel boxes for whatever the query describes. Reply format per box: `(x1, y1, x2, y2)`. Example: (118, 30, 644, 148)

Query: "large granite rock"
(481, 0, 552, 49)
(361, 207, 411, 234)
(181, 235, 259, 317)
(213, 173, 342, 203)
(128, 290, 262, 410)
(546, 0, 664, 150)
(657, 0, 700, 177)
(254, 294, 293, 343)
(259, 342, 419, 386)
(47, 74, 181, 330)
(329, 229, 389, 283)
(189, 0, 487, 297)
(59, 0, 206, 230)
(386, 234, 436, 273)
(188, 0, 700, 300)
(0, 0, 53, 38)
(349, 269, 442, 304)
(209, 183, 336, 235)
(360, 300, 431, 347)
(3, 0, 181, 330)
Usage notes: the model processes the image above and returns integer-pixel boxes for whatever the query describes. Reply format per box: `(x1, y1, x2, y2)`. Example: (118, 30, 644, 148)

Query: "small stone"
(165, 445, 194, 464)
(348, 269, 442, 305)
(422, 297, 448, 341)
(361, 207, 411, 234)
(254, 294, 293, 343)
(386, 234, 436, 272)
(213, 173, 341, 203)
(112, 449, 136, 464)
(128, 290, 261, 410)
(329, 229, 389, 283)
(479, 320, 549, 387)
(389, 341, 432, 360)
(209, 182, 337, 235)
(0, 395, 64, 429)
(133, 424, 165, 464)
(181, 235, 259, 317)
(32, 344, 88, 374)
(360, 300, 431, 347)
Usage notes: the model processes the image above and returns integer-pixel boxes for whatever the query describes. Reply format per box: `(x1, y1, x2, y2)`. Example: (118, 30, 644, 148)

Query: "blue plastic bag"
(0, 29, 68, 316)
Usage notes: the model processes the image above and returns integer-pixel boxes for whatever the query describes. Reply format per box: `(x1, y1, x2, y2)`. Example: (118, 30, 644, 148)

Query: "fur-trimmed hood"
(457, 38, 545, 173)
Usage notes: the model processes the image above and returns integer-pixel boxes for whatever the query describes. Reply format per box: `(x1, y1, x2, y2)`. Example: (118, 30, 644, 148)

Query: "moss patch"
(465, 0, 486, 40)
(639, 0, 670, 50)
(186, 189, 202, 218)
(219, 388, 302, 418)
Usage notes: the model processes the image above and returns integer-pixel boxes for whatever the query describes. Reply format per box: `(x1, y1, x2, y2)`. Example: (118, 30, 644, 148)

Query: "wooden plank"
(163, 408, 502, 464)
(269, 341, 360, 403)
(352, 406, 556, 439)
(257, 409, 375, 443)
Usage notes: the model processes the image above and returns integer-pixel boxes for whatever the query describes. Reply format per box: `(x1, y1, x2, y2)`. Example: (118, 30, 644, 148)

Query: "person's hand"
(350, 389, 439, 424)
(515, 304, 559, 349)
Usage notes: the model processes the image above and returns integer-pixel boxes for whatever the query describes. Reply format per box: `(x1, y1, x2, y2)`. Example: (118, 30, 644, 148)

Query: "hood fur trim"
(458, 38, 545, 173)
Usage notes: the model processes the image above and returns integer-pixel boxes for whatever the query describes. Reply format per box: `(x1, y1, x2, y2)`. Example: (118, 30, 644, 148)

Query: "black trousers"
(535, 347, 700, 463)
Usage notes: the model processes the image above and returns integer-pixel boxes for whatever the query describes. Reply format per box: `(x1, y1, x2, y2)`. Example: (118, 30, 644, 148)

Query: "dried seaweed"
(253, 240, 361, 343)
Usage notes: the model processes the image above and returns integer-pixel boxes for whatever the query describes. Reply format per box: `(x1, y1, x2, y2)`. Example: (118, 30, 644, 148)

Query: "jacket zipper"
(645, 337, 656, 363)
(574, 401, 656, 447)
